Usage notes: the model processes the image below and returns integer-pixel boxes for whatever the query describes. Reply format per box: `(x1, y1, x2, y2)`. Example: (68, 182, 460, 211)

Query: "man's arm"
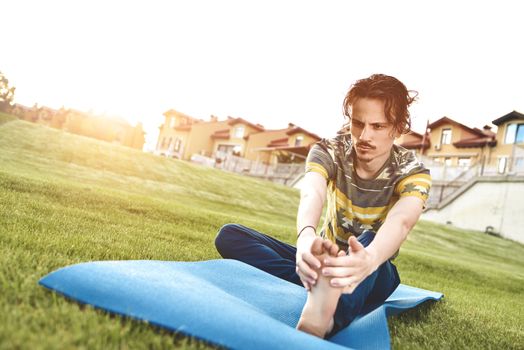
(322, 196, 425, 292)
(295, 171, 328, 290)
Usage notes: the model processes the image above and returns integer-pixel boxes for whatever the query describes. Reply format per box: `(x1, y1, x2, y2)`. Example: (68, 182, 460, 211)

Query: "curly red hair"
(343, 74, 418, 135)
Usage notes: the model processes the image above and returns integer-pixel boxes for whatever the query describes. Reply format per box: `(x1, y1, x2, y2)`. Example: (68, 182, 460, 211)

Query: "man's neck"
(354, 151, 391, 180)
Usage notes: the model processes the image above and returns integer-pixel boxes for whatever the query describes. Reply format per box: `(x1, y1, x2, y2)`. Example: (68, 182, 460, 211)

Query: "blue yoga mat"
(39, 259, 442, 350)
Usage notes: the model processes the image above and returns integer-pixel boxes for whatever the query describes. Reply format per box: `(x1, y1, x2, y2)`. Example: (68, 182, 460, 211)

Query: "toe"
(328, 242, 339, 256)
(310, 237, 324, 256)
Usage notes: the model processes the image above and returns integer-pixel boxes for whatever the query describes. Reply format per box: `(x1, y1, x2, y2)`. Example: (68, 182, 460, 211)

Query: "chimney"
(210, 115, 218, 122)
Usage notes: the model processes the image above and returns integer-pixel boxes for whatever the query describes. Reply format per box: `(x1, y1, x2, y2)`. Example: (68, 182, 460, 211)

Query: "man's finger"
(301, 252, 321, 269)
(348, 236, 365, 253)
(322, 239, 333, 251)
(296, 260, 318, 281)
(301, 279, 311, 291)
(322, 266, 357, 278)
(329, 244, 339, 256)
(323, 255, 355, 267)
(322, 239, 340, 256)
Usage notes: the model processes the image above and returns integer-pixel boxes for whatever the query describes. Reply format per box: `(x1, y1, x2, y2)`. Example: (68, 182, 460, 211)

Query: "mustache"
(355, 142, 376, 149)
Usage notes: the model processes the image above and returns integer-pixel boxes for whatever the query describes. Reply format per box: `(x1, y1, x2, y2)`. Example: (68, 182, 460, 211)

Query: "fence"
(479, 156, 524, 176)
(424, 156, 524, 208)
(191, 153, 304, 185)
(190, 152, 524, 193)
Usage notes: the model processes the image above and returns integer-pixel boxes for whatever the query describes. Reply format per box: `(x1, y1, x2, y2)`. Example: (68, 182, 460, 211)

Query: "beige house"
(423, 111, 524, 240)
(156, 109, 264, 160)
(396, 130, 430, 155)
(489, 111, 524, 174)
(156, 109, 204, 159)
(244, 123, 321, 165)
(425, 117, 496, 167)
(397, 117, 497, 169)
(156, 110, 321, 165)
(209, 117, 265, 161)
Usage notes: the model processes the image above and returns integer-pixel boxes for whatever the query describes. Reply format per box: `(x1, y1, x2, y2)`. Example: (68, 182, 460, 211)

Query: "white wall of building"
(422, 178, 524, 243)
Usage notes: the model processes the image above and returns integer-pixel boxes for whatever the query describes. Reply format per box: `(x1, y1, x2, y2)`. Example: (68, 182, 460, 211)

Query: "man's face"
(350, 98, 399, 164)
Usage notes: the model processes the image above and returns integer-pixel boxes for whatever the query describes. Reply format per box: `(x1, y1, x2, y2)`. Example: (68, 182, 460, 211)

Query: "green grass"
(1, 115, 523, 349)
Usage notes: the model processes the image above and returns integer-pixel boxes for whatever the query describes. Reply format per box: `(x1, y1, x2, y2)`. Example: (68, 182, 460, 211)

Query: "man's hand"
(295, 234, 322, 291)
(321, 236, 378, 294)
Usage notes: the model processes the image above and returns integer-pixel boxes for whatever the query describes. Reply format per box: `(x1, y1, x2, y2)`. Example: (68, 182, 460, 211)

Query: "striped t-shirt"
(305, 132, 431, 253)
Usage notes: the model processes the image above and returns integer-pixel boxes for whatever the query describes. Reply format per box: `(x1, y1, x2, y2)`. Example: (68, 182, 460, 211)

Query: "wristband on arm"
(297, 225, 316, 238)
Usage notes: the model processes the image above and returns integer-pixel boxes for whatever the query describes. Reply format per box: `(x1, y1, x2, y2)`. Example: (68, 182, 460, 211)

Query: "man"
(215, 74, 431, 338)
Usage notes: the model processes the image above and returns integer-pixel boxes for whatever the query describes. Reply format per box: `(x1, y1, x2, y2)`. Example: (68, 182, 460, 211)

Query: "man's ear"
(390, 128, 401, 140)
(392, 123, 404, 139)
(394, 129, 402, 139)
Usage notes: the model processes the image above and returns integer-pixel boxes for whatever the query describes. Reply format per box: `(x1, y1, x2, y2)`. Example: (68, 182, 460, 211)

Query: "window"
(505, 124, 516, 144)
(168, 137, 173, 150)
(444, 157, 452, 166)
(498, 157, 507, 174)
(234, 126, 245, 138)
(458, 157, 471, 167)
(295, 135, 304, 147)
(217, 144, 233, 153)
(169, 117, 176, 128)
(505, 123, 524, 144)
(441, 128, 452, 145)
(174, 138, 181, 152)
(161, 137, 166, 148)
(217, 144, 241, 155)
(518, 125, 524, 143)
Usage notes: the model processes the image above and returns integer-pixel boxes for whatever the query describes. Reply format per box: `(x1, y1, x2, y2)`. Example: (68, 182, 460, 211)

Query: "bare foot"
(296, 238, 343, 338)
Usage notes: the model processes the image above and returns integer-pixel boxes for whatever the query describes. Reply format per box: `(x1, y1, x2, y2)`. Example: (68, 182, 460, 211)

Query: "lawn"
(1, 113, 523, 349)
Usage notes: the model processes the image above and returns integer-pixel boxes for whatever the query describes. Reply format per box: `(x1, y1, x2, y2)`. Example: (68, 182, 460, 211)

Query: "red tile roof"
(400, 139, 431, 150)
(398, 131, 430, 150)
(429, 117, 485, 137)
(228, 117, 265, 131)
(175, 125, 192, 131)
(453, 136, 497, 148)
(491, 110, 524, 126)
(211, 129, 230, 139)
(267, 137, 289, 147)
(286, 126, 322, 140)
(429, 116, 496, 148)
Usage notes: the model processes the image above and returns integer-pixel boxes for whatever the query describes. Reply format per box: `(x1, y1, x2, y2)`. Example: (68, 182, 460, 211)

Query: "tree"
(0, 71, 16, 112)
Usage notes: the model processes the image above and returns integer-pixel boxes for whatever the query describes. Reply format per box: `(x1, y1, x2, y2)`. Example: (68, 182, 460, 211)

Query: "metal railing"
(433, 163, 481, 204)
(192, 153, 305, 185)
(425, 156, 524, 208)
(479, 156, 524, 176)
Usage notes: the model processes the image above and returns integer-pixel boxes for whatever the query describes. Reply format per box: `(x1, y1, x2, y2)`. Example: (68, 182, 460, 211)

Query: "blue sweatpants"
(215, 223, 400, 336)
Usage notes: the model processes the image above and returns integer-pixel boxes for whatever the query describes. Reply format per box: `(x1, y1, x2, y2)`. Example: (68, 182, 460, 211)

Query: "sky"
(2, 0, 523, 150)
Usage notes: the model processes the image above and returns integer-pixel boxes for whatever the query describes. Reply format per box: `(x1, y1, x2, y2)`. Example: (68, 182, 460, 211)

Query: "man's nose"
(359, 124, 372, 140)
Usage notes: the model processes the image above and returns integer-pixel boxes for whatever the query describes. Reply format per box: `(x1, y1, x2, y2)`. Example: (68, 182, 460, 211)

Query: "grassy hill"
(1, 113, 523, 349)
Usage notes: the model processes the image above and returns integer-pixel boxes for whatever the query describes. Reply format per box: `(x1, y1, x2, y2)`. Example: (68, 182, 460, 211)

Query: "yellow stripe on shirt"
(305, 162, 329, 180)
